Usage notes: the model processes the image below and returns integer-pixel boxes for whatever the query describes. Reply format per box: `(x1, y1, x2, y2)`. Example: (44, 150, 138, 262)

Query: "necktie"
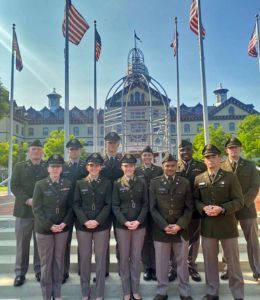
(73, 162, 78, 168)
(231, 161, 237, 172)
(92, 179, 97, 188)
(129, 179, 134, 186)
(168, 176, 174, 185)
(210, 173, 215, 182)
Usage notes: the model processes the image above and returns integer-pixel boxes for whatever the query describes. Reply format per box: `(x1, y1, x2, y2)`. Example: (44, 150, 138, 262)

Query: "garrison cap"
(162, 153, 177, 164)
(202, 144, 221, 156)
(141, 145, 153, 154)
(178, 140, 192, 149)
(47, 154, 64, 166)
(30, 139, 43, 148)
(104, 132, 121, 142)
(86, 153, 104, 165)
(121, 153, 137, 164)
(225, 137, 242, 148)
(66, 139, 83, 149)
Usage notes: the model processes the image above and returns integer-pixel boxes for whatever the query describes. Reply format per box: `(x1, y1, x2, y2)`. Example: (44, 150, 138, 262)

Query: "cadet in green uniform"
(100, 132, 124, 280)
(194, 144, 244, 300)
(175, 140, 206, 282)
(220, 137, 260, 281)
(112, 154, 148, 300)
(62, 139, 88, 283)
(11, 139, 48, 286)
(73, 153, 112, 300)
(135, 145, 163, 281)
(150, 153, 193, 300)
(33, 154, 73, 300)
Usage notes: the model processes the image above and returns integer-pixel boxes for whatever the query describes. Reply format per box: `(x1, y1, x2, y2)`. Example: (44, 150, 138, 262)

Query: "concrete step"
(0, 272, 259, 299)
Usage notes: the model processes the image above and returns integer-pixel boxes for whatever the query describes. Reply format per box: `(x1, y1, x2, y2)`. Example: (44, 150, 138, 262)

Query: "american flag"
(13, 30, 23, 71)
(62, 0, 89, 45)
(248, 25, 258, 57)
(189, 0, 206, 38)
(170, 32, 178, 57)
(95, 28, 102, 61)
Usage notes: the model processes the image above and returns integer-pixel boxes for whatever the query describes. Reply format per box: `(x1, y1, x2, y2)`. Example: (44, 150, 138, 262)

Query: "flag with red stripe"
(189, 0, 205, 38)
(95, 28, 102, 61)
(248, 25, 258, 57)
(170, 32, 178, 57)
(62, 0, 89, 45)
(13, 30, 23, 71)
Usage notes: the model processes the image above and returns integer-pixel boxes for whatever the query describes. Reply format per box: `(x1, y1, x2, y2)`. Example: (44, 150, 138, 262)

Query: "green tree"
(0, 80, 9, 120)
(193, 125, 231, 161)
(0, 139, 28, 168)
(43, 130, 87, 160)
(237, 114, 260, 161)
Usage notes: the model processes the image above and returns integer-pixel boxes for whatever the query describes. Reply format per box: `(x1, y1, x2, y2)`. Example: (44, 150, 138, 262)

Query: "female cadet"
(112, 153, 148, 300)
(73, 153, 112, 300)
(33, 154, 73, 300)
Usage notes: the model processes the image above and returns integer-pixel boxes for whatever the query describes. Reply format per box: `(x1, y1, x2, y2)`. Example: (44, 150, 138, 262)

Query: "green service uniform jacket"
(221, 158, 260, 220)
(149, 175, 193, 243)
(135, 164, 163, 190)
(11, 160, 48, 218)
(32, 176, 73, 234)
(62, 159, 88, 189)
(194, 169, 244, 239)
(112, 176, 148, 229)
(177, 159, 207, 219)
(73, 175, 112, 232)
(101, 154, 124, 183)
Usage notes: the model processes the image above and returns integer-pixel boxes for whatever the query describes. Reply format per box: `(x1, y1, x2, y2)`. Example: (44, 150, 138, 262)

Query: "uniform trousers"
(15, 217, 40, 276)
(142, 214, 155, 270)
(154, 238, 191, 297)
(36, 231, 68, 300)
(202, 236, 244, 298)
(116, 227, 146, 296)
(77, 229, 110, 298)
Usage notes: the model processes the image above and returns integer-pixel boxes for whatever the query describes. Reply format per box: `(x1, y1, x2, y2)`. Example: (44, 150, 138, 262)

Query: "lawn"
(0, 186, 8, 191)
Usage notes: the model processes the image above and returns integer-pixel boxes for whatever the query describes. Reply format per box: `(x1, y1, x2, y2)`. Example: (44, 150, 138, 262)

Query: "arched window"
(135, 91, 140, 102)
(43, 127, 49, 136)
(228, 106, 235, 115)
(141, 93, 145, 102)
(197, 123, 203, 132)
(229, 122, 235, 131)
(130, 94, 134, 102)
(184, 124, 190, 133)
(73, 127, 79, 136)
(170, 124, 176, 134)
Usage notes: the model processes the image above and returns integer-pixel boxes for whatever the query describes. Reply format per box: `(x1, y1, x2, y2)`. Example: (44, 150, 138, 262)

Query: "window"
(171, 139, 176, 147)
(170, 124, 176, 134)
(116, 124, 122, 133)
(228, 106, 235, 115)
(28, 128, 34, 136)
(135, 91, 140, 102)
(100, 140, 104, 146)
(130, 111, 145, 119)
(87, 127, 93, 136)
(43, 127, 49, 136)
(229, 122, 235, 131)
(21, 127, 24, 136)
(73, 127, 79, 136)
(214, 123, 220, 129)
(131, 123, 146, 133)
(141, 93, 145, 102)
(58, 127, 63, 131)
(184, 124, 190, 133)
(130, 94, 134, 102)
(155, 137, 161, 144)
(153, 110, 159, 118)
(86, 140, 93, 146)
(15, 124, 19, 134)
(197, 123, 203, 132)
(100, 126, 104, 135)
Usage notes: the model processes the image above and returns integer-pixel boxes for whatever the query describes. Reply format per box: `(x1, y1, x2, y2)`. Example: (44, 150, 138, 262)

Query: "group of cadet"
(10, 131, 260, 300)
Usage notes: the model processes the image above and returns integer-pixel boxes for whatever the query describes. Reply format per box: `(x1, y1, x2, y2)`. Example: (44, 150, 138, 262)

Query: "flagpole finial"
(175, 17, 178, 23)
(256, 14, 259, 20)
(12, 24, 15, 29)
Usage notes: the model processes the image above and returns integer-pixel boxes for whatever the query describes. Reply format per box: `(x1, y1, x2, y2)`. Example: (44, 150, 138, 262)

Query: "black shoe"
(253, 272, 260, 280)
(93, 272, 109, 283)
(201, 295, 219, 300)
(143, 268, 152, 281)
(153, 295, 168, 300)
(132, 294, 142, 300)
(151, 268, 157, 281)
(189, 268, 201, 282)
(62, 273, 69, 284)
(234, 298, 244, 300)
(13, 275, 26, 287)
(168, 269, 177, 282)
(35, 272, 41, 282)
(180, 297, 193, 300)
(220, 271, 229, 280)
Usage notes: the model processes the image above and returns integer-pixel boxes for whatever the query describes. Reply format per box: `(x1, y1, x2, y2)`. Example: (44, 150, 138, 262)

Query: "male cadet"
(174, 140, 207, 282)
(220, 137, 260, 281)
(194, 144, 244, 300)
(11, 139, 48, 286)
(62, 138, 88, 283)
(135, 145, 163, 281)
(99, 131, 124, 280)
(150, 153, 194, 300)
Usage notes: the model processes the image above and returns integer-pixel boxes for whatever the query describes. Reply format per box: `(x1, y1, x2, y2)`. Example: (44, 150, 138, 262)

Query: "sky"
(0, 0, 259, 112)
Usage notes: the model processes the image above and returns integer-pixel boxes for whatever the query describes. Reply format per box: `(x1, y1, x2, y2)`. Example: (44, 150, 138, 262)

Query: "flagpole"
(7, 24, 15, 195)
(93, 20, 98, 152)
(64, 0, 70, 160)
(174, 17, 181, 156)
(197, 0, 209, 144)
(256, 14, 260, 72)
